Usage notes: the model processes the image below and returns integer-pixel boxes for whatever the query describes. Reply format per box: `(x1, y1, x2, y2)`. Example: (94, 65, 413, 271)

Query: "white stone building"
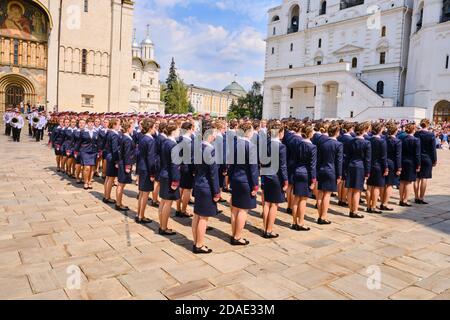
(130, 27, 163, 113)
(263, 0, 450, 122)
(0, 0, 134, 113)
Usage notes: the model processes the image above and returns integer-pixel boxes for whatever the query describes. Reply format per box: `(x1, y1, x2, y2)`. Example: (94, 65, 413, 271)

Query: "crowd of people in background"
(2, 108, 443, 254)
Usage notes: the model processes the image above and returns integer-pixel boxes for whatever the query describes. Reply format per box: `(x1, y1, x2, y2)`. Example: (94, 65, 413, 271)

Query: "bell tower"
(141, 25, 154, 61)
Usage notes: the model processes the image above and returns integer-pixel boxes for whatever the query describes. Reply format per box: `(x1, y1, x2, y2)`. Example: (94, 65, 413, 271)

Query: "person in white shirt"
(3, 107, 13, 136)
(10, 110, 25, 142)
(35, 112, 48, 142)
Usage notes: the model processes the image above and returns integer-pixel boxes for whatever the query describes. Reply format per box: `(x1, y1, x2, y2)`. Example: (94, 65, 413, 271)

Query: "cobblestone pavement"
(0, 130, 449, 300)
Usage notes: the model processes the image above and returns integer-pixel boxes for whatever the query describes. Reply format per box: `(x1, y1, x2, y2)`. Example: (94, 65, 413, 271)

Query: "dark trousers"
(35, 129, 43, 142)
(12, 127, 21, 142)
(5, 123, 11, 136)
(28, 124, 32, 136)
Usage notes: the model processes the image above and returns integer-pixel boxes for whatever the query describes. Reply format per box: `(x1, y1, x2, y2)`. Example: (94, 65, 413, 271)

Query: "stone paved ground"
(0, 129, 449, 300)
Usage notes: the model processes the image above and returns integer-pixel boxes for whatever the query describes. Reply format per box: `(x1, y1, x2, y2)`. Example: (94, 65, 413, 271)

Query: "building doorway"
(5, 84, 24, 107)
(434, 100, 450, 123)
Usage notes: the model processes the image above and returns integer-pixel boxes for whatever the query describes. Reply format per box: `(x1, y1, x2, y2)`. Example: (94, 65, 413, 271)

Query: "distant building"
(186, 81, 246, 117)
(263, 0, 450, 122)
(130, 27, 164, 113)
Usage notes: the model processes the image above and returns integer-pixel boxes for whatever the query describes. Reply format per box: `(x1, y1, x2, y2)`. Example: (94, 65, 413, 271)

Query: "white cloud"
(133, 0, 269, 90)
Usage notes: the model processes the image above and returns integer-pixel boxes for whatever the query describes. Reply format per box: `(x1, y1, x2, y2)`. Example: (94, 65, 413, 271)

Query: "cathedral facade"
(0, 0, 134, 113)
(263, 0, 450, 122)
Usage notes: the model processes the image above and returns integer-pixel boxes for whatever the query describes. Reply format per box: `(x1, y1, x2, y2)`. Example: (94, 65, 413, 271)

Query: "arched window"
(352, 57, 358, 68)
(290, 43, 294, 52)
(318, 38, 322, 48)
(380, 52, 386, 64)
(339, 58, 344, 63)
(376, 81, 384, 95)
(81, 49, 88, 74)
(289, 5, 300, 33)
(443, 0, 450, 23)
(271, 15, 280, 22)
(271, 47, 275, 55)
(417, 5, 424, 31)
(381, 26, 386, 37)
(133, 72, 136, 79)
(273, 27, 276, 35)
(320, 1, 327, 15)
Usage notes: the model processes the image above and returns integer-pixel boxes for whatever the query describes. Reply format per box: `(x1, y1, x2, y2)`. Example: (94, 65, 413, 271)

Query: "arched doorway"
(5, 84, 24, 107)
(434, 100, 450, 123)
(0, 74, 36, 111)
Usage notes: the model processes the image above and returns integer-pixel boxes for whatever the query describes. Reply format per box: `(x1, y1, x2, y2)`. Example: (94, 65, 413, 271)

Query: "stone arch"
(434, 100, 450, 123)
(288, 3, 300, 33)
(0, 73, 36, 112)
(287, 80, 317, 119)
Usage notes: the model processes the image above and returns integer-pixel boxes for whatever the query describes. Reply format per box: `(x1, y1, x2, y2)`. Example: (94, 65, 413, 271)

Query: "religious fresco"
(0, 0, 49, 42)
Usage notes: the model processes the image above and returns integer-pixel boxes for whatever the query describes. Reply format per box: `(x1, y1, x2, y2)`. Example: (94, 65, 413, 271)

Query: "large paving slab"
(0, 129, 449, 299)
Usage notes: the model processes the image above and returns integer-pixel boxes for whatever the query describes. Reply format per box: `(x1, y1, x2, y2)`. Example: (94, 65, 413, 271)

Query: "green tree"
(165, 79, 189, 114)
(166, 57, 178, 91)
(227, 81, 263, 120)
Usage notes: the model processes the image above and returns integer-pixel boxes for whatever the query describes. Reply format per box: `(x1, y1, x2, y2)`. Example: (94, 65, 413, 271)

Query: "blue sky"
(133, 0, 279, 91)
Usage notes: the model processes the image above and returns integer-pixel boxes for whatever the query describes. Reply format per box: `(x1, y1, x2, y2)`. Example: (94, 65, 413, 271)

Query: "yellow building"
(186, 81, 246, 117)
(0, 0, 134, 113)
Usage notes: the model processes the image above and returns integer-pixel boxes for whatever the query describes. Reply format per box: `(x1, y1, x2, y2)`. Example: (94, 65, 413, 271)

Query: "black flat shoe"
(193, 246, 213, 254)
(103, 198, 116, 204)
(115, 205, 129, 212)
(350, 212, 365, 219)
(380, 205, 394, 211)
(297, 225, 311, 231)
(367, 208, 382, 214)
(217, 209, 223, 214)
(135, 217, 152, 224)
(317, 218, 332, 225)
(262, 232, 279, 239)
(218, 198, 227, 203)
(151, 201, 160, 208)
(290, 224, 299, 230)
(415, 199, 421, 204)
(286, 208, 293, 214)
(399, 202, 412, 207)
(206, 226, 214, 231)
(338, 201, 348, 207)
(76, 180, 83, 184)
(159, 228, 176, 236)
(419, 200, 429, 205)
(176, 211, 193, 218)
(230, 238, 249, 246)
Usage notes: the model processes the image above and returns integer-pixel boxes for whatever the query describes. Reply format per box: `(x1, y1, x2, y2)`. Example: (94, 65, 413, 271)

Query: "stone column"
(314, 83, 324, 120)
(280, 86, 289, 119)
(262, 86, 272, 119)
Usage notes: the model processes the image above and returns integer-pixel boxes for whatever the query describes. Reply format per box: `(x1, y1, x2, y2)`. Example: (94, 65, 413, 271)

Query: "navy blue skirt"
(138, 171, 154, 192)
(159, 177, 180, 201)
(345, 165, 365, 190)
(231, 180, 256, 210)
(118, 162, 132, 184)
(80, 151, 97, 166)
(318, 169, 337, 192)
(106, 159, 118, 177)
(385, 163, 400, 186)
(418, 156, 433, 179)
(180, 171, 194, 189)
(193, 186, 218, 217)
(263, 175, 285, 204)
(400, 159, 417, 182)
(367, 165, 385, 187)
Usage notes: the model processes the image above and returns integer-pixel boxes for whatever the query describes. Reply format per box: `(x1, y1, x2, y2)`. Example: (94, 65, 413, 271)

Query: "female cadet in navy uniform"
(381, 122, 402, 211)
(63, 118, 78, 178)
(337, 122, 355, 207)
(103, 118, 121, 204)
(316, 123, 343, 225)
(97, 118, 110, 179)
(414, 119, 437, 204)
(59, 118, 70, 174)
(136, 119, 157, 224)
(52, 118, 65, 172)
(291, 125, 316, 231)
(285, 121, 302, 214)
(176, 121, 195, 218)
(399, 123, 421, 207)
(346, 122, 371, 218)
(192, 121, 221, 254)
(76, 118, 99, 190)
(366, 122, 388, 214)
(158, 122, 181, 236)
(229, 121, 259, 246)
(261, 121, 288, 238)
(73, 119, 84, 184)
(312, 121, 330, 206)
(115, 120, 136, 211)
(152, 121, 167, 208)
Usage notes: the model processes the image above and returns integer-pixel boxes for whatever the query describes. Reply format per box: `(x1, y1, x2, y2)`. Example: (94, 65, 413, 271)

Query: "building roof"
(222, 81, 247, 97)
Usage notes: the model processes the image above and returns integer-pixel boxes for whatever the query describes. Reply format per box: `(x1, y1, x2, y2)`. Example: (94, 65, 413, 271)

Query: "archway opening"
(288, 80, 316, 119)
(5, 84, 24, 107)
(434, 100, 450, 124)
(288, 4, 300, 34)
